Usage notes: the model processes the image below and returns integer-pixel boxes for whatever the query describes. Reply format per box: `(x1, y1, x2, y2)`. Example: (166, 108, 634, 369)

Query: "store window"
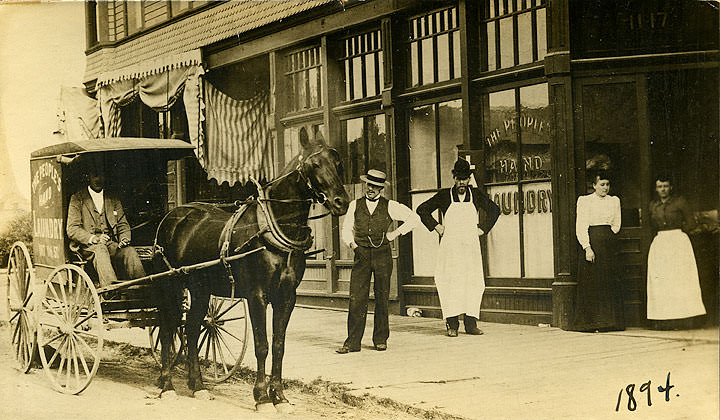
(338, 114, 388, 260)
(483, 83, 553, 277)
(408, 100, 462, 276)
(285, 46, 323, 112)
(407, 6, 461, 87)
(340, 29, 384, 101)
(483, 0, 547, 72)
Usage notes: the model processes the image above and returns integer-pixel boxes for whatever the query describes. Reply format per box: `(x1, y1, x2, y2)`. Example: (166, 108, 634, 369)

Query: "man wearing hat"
(336, 169, 420, 353)
(416, 158, 500, 336)
(67, 161, 146, 288)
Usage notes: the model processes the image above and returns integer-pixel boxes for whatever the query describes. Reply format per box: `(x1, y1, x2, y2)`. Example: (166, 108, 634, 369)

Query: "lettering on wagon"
(32, 212, 64, 240)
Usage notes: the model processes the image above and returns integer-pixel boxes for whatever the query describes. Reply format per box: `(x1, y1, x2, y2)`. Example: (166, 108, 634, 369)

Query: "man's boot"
(464, 315, 484, 335)
(445, 316, 459, 337)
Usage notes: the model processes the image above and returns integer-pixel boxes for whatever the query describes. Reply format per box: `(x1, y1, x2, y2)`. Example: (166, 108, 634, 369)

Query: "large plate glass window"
(408, 99, 462, 276)
(483, 0, 547, 72)
(340, 29, 384, 101)
(338, 114, 388, 260)
(407, 6, 461, 87)
(483, 83, 553, 277)
(285, 46, 323, 112)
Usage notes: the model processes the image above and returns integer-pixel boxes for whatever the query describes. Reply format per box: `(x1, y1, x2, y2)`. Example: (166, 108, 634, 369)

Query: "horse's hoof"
(194, 389, 215, 400)
(161, 390, 178, 400)
(275, 402, 295, 414)
(256, 403, 275, 413)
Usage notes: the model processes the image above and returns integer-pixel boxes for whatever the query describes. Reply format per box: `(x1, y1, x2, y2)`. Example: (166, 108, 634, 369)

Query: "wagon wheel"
(197, 295, 250, 383)
(36, 265, 104, 394)
(6, 241, 36, 373)
(147, 325, 185, 368)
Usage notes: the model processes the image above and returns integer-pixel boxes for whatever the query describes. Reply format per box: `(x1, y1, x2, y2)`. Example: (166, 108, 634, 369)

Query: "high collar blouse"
(575, 193, 621, 249)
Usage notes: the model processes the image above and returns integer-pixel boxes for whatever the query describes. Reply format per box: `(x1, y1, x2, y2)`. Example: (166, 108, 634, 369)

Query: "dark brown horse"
(152, 131, 348, 412)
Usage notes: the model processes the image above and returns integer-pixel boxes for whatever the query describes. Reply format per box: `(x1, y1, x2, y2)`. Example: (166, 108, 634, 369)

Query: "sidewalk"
(109, 305, 719, 420)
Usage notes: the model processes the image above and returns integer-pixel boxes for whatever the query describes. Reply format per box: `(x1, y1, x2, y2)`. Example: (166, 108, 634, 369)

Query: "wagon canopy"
(30, 137, 195, 161)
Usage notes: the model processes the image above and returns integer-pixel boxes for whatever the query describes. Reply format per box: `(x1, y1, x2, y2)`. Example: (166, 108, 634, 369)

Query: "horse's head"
(297, 130, 350, 216)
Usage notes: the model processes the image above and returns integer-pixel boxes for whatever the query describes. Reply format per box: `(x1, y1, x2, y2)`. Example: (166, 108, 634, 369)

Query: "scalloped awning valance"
(95, 50, 203, 88)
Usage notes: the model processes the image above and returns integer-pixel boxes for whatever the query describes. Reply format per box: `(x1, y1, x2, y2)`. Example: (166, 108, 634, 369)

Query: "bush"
(0, 212, 33, 267)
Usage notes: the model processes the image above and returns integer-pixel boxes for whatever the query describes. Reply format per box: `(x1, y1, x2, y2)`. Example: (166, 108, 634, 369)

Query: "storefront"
(82, 0, 718, 327)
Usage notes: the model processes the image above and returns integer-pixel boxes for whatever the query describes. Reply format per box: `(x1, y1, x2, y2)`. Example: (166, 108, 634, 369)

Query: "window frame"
(405, 5, 462, 88)
(284, 44, 324, 114)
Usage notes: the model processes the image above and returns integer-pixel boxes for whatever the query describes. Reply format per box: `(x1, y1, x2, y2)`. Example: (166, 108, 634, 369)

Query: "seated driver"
(66, 161, 146, 288)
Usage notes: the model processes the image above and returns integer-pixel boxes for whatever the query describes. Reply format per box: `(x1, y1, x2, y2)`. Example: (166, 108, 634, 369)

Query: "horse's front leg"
(247, 287, 273, 411)
(154, 281, 182, 398)
(185, 282, 213, 399)
(268, 269, 299, 414)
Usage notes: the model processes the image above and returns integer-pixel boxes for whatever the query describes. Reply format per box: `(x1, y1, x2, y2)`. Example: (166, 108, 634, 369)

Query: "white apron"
(434, 191, 485, 319)
(647, 229, 706, 320)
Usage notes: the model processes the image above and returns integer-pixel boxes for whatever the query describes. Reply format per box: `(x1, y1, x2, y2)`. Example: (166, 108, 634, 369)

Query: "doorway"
(573, 75, 652, 326)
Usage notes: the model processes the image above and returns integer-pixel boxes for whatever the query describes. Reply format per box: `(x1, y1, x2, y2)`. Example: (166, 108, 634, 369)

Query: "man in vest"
(336, 169, 420, 353)
(416, 158, 501, 336)
(66, 161, 146, 288)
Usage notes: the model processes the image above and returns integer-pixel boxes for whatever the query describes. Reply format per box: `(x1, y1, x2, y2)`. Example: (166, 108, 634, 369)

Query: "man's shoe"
(465, 325, 484, 335)
(335, 345, 360, 354)
(374, 343, 387, 351)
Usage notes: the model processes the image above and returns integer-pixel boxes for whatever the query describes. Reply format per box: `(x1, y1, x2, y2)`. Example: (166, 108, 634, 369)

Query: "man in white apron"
(417, 159, 500, 336)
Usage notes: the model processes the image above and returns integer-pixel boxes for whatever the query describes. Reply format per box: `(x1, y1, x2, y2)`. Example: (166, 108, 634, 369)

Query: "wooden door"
(573, 75, 652, 326)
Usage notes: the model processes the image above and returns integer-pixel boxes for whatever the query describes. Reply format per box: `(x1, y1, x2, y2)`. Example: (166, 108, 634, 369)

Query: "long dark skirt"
(570, 225, 625, 332)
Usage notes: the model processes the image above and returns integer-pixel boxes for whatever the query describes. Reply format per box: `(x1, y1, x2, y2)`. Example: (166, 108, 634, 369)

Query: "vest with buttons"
(353, 197, 392, 248)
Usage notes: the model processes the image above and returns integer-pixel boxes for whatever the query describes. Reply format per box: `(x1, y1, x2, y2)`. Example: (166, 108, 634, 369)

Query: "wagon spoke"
(58, 272, 70, 323)
(42, 301, 67, 326)
(198, 328, 210, 354)
(74, 336, 91, 377)
(217, 324, 245, 345)
(46, 335, 67, 368)
(211, 330, 219, 378)
(9, 310, 21, 324)
(65, 337, 74, 389)
(215, 299, 243, 320)
(214, 315, 246, 324)
(56, 353, 67, 385)
(43, 331, 65, 347)
(73, 311, 98, 330)
(214, 332, 235, 370)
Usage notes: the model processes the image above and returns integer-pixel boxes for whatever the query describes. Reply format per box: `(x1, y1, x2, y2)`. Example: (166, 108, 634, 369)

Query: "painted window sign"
(30, 159, 65, 265)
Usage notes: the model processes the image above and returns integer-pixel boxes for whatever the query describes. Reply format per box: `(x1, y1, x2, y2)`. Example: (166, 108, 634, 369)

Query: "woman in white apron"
(647, 175, 706, 330)
(416, 159, 501, 337)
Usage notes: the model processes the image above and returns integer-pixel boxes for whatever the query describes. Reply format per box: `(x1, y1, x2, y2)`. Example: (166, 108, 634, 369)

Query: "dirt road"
(0, 322, 433, 420)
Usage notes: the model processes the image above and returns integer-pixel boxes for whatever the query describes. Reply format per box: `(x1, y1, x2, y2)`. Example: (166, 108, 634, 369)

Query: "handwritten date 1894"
(615, 372, 676, 412)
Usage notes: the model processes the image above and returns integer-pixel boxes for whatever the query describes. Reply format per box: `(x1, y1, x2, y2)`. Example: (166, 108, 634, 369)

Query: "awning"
(96, 50, 203, 88)
(31, 137, 195, 161)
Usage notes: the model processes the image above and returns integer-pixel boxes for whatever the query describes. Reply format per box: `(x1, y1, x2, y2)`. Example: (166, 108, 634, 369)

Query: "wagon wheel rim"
(147, 325, 185, 368)
(37, 264, 104, 394)
(6, 241, 36, 373)
(197, 295, 249, 383)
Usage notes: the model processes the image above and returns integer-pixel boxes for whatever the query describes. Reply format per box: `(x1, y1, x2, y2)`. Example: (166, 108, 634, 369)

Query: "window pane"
(344, 118, 365, 184)
(410, 41, 420, 86)
(485, 185, 521, 277)
(438, 100, 463, 187)
(344, 60, 351, 101)
(519, 83, 551, 180)
(485, 89, 518, 183)
(409, 105, 437, 189)
(411, 192, 440, 276)
(452, 31, 461, 78)
(499, 17, 514, 68)
(421, 37, 435, 84)
(522, 181, 554, 276)
(437, 33, 451, 82)
(365, 54, 377, 97)
(352, 56, 363, 99)
(518, 12, 533, 65)
(487, 22, 497, 71)
(537, 8, 547, 60)
(308, 67, 319, 108)
(367, 114, 388, 175)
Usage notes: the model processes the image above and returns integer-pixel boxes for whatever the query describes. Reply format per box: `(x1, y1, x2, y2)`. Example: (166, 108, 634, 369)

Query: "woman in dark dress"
(570, 171, 625, 332)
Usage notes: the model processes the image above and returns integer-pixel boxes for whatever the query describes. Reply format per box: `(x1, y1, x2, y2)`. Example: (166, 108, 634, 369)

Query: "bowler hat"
(451, 158, 471, 179)
(360, 169, 388, 187)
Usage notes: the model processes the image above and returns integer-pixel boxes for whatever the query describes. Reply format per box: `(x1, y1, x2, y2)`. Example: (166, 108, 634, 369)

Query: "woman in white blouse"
(570, 170, 625, 332)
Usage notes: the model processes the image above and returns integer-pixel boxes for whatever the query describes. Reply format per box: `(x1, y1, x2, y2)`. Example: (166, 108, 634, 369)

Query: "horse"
(151, 130, 349, 412)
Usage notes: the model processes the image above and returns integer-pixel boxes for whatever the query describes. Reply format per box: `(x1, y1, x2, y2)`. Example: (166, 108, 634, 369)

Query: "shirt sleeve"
(575, 196, 591, 249)
(341, 200, 357, 247)
(677, 196, 697, 232)
(610, 196, 621, 234)
(388, 200, 421, 235)
(416, 190, 444, 231)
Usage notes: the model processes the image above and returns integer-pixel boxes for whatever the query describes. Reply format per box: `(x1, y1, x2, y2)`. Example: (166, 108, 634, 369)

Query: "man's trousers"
(344, 244, 392, 349)
(82, 242, 146, 287)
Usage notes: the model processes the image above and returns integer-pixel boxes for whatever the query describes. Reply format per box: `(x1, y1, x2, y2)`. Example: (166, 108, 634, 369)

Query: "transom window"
(341, 30, 384, 101)
(285, 46, 323, 112)
(483, 0, 547, 72)
(407, 7, 461, 87)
